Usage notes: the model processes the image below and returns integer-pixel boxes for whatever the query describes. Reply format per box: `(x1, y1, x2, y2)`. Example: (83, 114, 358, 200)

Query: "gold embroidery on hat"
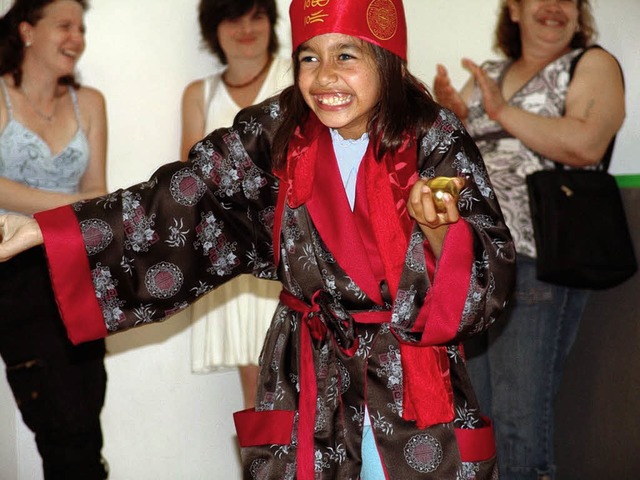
(367, 0, 397, 41)
(304, 0, 331, 25)
(306, 10, 329, 24)
(304, 0, 330, 7)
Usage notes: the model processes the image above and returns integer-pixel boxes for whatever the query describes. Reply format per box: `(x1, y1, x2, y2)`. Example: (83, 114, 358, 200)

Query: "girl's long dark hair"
(272, 42, 440, 169)
(0, 0, 88, 87)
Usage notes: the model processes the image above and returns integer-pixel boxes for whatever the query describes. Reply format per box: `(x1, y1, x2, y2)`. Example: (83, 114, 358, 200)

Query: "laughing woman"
(0, 0, 109, 478)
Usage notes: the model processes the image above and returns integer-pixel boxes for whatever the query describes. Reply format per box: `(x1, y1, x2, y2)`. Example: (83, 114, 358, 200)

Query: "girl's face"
(217, 6, 271, 62)
(297, 33, 381, 140)
(21, 0, 86, 76)
(508, 0, 580, 52)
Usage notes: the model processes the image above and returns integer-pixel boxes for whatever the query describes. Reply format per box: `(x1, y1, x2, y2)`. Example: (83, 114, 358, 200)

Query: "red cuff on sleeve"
(35, 205, 108, 345)
(414, 220, 474, 344)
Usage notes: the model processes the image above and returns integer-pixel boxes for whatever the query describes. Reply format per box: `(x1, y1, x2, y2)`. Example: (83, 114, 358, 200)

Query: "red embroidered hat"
(289, 0, 407, 61)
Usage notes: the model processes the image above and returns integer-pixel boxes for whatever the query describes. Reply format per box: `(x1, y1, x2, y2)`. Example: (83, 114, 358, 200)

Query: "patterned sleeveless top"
(0, 78, 90, 214)
(465, 48, 584, 258)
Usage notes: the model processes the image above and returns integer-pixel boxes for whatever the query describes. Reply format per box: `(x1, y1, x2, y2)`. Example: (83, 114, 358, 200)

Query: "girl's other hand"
(407, 177, 464, 258)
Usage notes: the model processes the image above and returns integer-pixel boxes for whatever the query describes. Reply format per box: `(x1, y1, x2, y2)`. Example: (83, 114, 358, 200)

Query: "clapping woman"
(434, 1, 625, 478)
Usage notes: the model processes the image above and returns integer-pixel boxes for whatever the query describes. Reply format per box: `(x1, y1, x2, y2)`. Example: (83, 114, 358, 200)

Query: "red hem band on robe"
(35, 205, 107, 344)
(233, 408, 296, 447)
(454, 418, 497, 462)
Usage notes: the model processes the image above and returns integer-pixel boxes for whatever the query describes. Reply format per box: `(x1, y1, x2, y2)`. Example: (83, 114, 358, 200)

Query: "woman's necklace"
(222, 56, 273, 89)
(20, 87, 57, 123)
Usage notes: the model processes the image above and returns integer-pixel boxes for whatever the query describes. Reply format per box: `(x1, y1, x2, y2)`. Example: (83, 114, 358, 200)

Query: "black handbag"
(526, 46, 637, 289)
(527, 165, 637, 289)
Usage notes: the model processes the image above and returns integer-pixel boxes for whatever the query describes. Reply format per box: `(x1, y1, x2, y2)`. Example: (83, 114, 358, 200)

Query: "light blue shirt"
(330, 128, 369, 211)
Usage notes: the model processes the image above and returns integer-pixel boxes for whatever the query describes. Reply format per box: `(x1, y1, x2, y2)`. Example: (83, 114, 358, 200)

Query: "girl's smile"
(314, 92, 353, 108)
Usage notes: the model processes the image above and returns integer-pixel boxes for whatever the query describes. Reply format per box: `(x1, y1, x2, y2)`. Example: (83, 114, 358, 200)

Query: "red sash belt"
(281, 289, 392, 479)
(279, 289, 457, 477)
(279, 289, 321, 480)
(279, 289, 493, 470)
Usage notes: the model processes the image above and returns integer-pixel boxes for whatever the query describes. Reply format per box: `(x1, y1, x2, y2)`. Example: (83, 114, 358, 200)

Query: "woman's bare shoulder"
(575, 47, 622, 78)
(182, 78, 206, 101)
(75, 85, 106, 109)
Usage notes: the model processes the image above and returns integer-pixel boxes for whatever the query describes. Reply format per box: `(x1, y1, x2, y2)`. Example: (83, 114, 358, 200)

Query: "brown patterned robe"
(35, 98, 515, 479)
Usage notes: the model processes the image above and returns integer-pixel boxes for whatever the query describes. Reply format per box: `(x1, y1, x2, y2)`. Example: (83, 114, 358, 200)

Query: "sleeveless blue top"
(0, 78, 90, 214)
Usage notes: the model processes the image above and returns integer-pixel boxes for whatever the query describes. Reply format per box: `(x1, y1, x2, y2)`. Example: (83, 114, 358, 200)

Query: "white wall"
(1, 1, 638, 479)
(588, 0, 640, 175)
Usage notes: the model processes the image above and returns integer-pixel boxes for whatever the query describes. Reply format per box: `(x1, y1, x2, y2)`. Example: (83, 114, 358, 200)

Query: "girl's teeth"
(319, 95, 350, 106)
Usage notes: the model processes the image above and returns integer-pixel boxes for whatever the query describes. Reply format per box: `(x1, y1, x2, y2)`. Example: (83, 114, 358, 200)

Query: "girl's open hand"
(0, 214, 44, 262)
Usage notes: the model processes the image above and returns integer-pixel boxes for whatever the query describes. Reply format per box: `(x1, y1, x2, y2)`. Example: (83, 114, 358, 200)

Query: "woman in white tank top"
(180, 0, 291, 409)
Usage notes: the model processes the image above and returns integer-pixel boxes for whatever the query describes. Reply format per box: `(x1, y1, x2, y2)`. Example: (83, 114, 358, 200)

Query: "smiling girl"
(0, 0, 515, 478)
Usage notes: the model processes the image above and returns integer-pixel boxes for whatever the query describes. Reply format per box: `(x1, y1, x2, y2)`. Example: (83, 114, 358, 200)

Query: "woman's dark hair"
(272, 42, 440, 170)
(495, 0, 596, 59)
(0, 0, 88, 87)
(198, 0, 279, 65)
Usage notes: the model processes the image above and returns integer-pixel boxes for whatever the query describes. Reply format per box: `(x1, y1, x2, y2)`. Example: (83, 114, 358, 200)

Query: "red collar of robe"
(275, 113, 418, 300)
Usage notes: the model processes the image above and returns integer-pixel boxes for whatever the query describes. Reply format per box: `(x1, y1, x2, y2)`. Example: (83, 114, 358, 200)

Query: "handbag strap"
(555, 45, 623, 173)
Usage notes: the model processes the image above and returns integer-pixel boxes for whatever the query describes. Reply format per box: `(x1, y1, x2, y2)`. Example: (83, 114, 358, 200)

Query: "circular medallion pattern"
(404, 433, 443, 473)
(367, 0, 398, 41)
(170, 169, 206, 206)
(81, 219, 113, 255)
(249, 458, 268, 480)
(145, 262, 183, 299)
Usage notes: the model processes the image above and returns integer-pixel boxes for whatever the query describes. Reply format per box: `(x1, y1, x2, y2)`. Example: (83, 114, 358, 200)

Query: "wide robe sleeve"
(34, 99, 284, 345)
(382, 108, 515, 430)
(393, 108, 516, 347)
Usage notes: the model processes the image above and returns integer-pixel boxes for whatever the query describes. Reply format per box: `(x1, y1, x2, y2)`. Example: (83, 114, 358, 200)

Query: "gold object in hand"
(426, 176, 463, 213)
